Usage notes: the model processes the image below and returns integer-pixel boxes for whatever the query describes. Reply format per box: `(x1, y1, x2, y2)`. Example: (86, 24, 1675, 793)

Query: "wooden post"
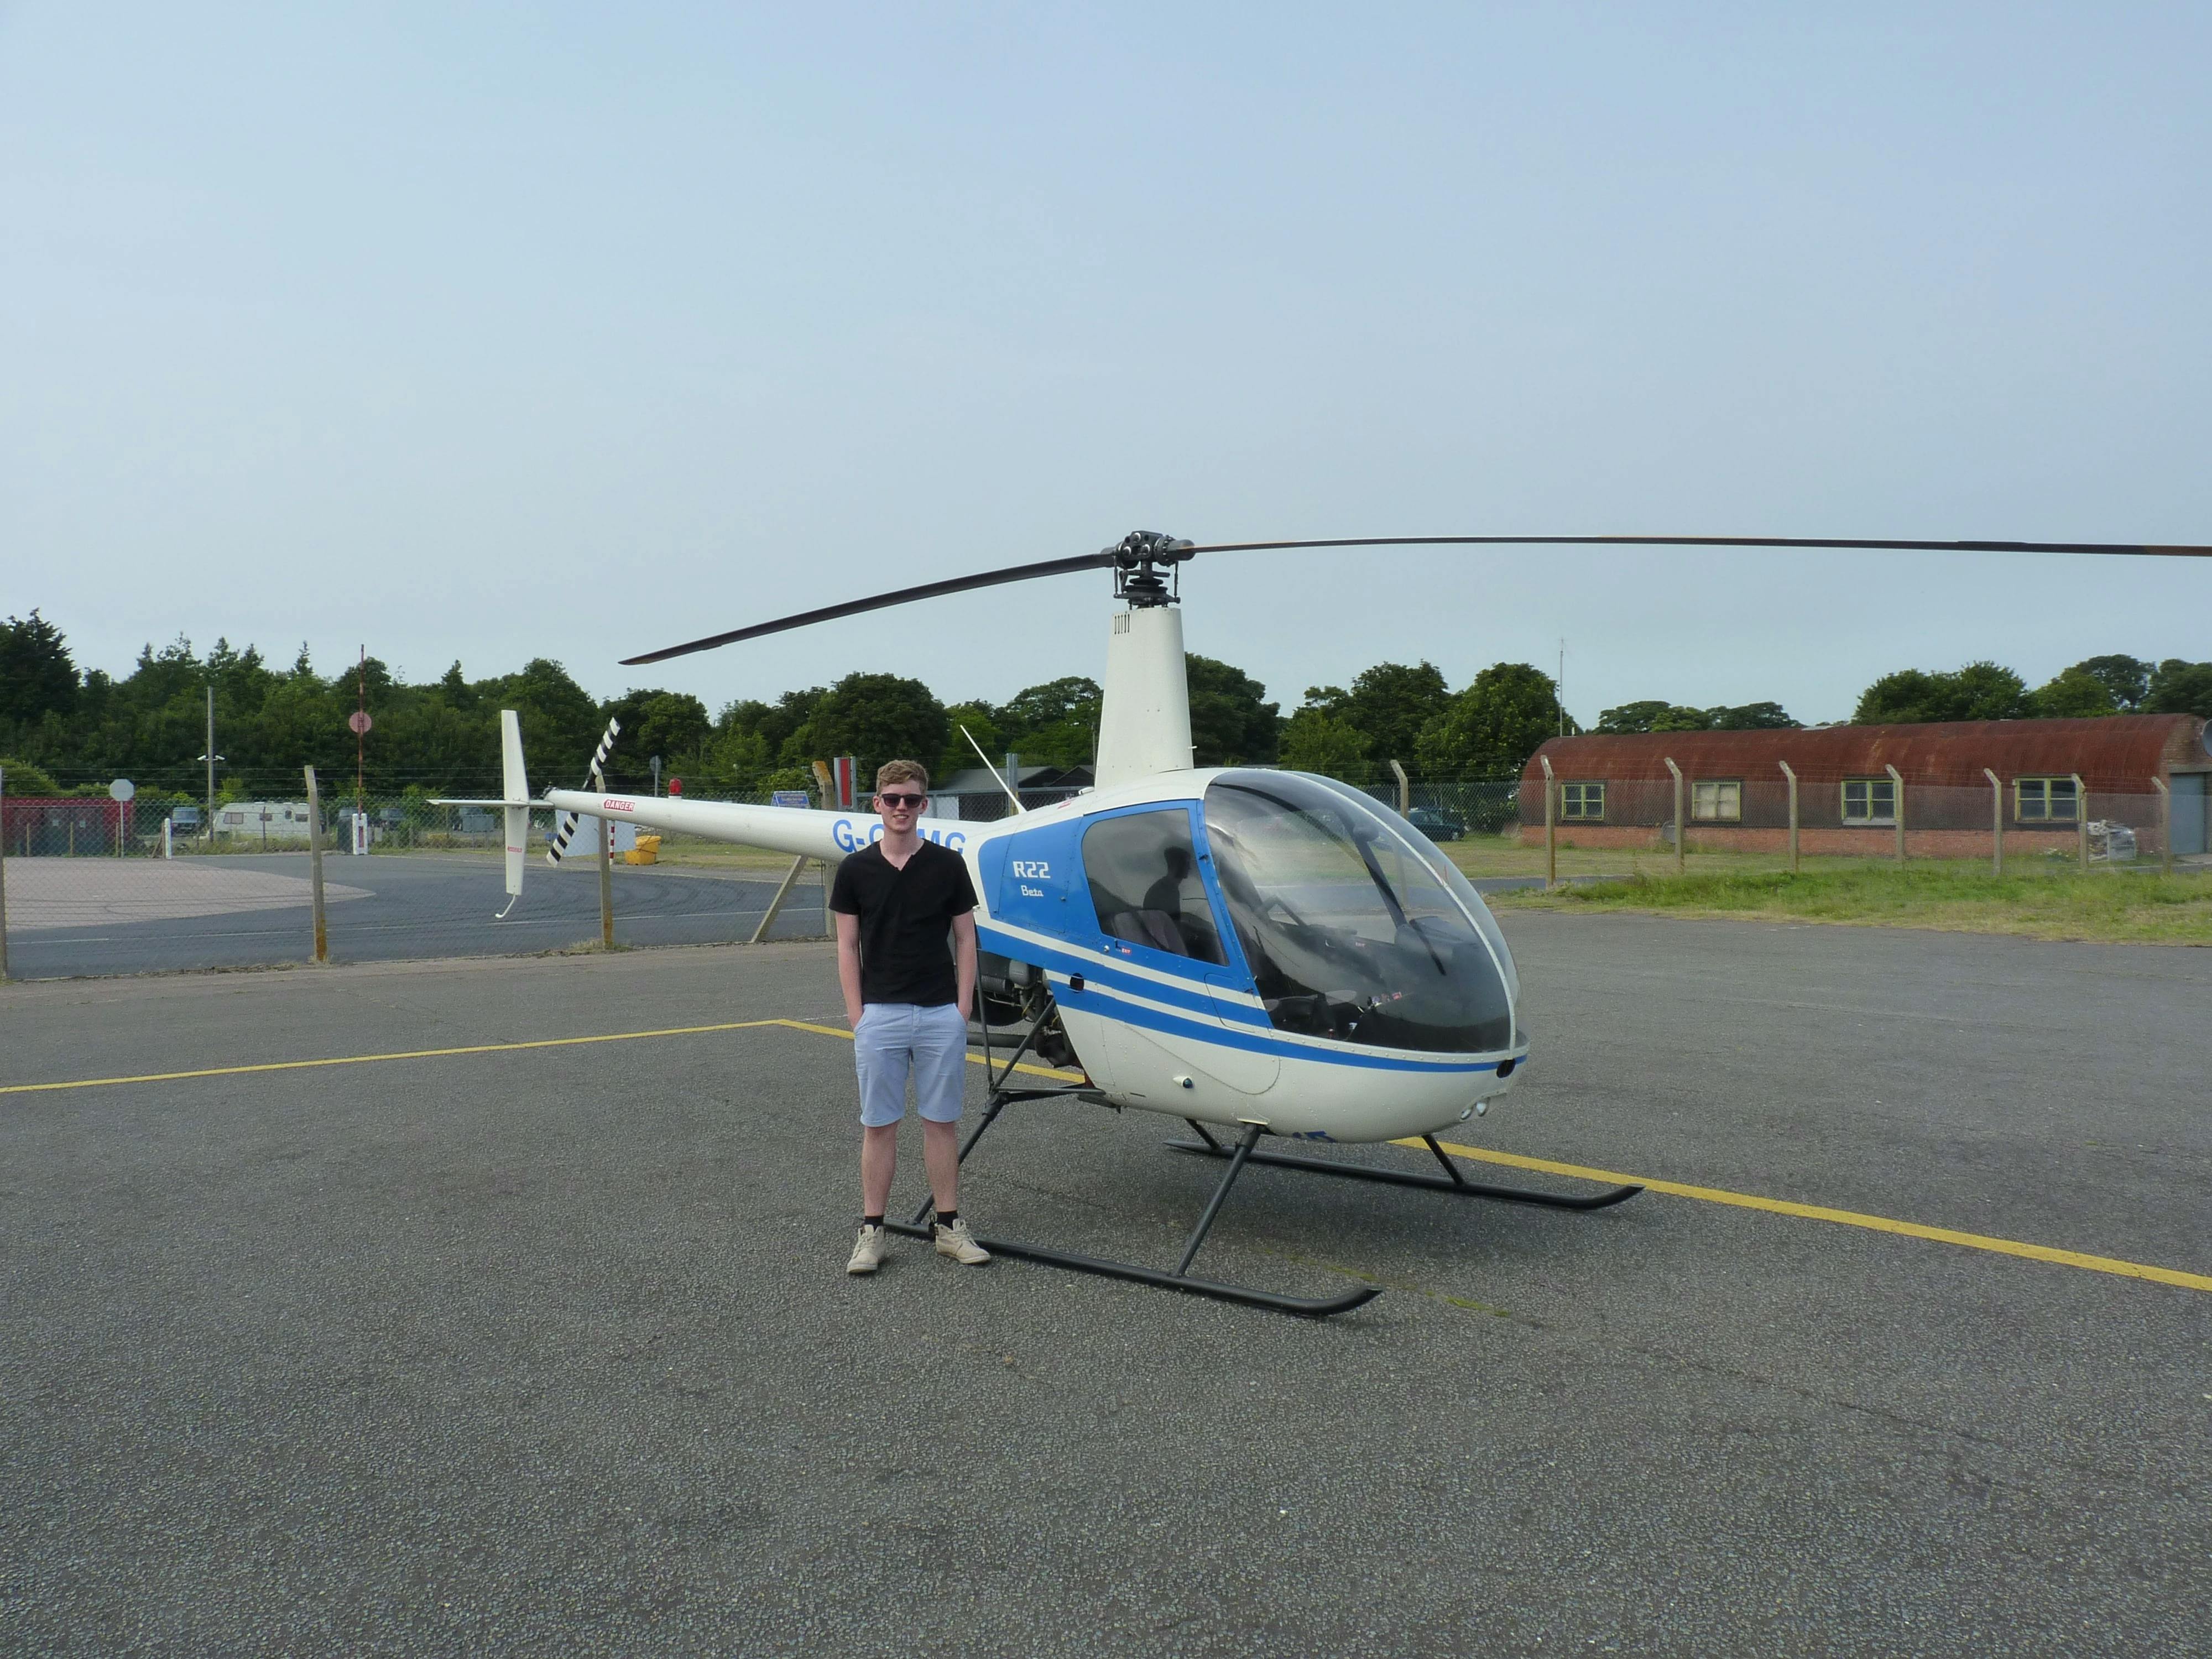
(304, 766, 328, 964)
(1885, 764, 1905, 864)
(0, 764, 11, 982)
(1984, 768, 2004, 876)
(597, 815, 615, 948)
(1389, 758, 1411, 817)
(2074, 773, 2089, 870)
(1778, 760, 1799, 873)
(1538, 755, 1557, 890)
(2153, 777, 2172, 873)
(1664, 757, 1684, 873)
(750, 854, 810, 945)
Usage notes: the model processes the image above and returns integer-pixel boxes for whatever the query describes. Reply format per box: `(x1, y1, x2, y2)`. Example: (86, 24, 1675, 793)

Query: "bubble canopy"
(1201, 771, 1517, 1055)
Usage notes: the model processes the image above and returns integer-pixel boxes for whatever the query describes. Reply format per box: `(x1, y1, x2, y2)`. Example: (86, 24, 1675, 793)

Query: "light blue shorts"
(853, 1001, 969, 1128)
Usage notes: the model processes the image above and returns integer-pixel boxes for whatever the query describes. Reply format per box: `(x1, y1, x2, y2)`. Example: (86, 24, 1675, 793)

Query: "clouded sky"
(5, 3, 2206, 725)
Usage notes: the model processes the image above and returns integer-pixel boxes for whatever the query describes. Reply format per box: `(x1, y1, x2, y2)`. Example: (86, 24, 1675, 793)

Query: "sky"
(4, 3, 2208, 727)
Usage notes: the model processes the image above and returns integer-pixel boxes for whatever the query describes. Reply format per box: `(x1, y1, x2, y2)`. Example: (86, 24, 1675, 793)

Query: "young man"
(830, 759, 989, 1275)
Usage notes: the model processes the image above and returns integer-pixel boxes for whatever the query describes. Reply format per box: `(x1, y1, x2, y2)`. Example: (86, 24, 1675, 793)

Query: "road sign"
(109, 779, 135, 802)
(348, 710, 373, 735)
(769, 790, 809, 808)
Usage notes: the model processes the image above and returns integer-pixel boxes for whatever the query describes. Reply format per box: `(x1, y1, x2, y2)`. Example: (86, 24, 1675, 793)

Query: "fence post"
(1984, 768, 2003, 876)
(1777, 760, 1799, 873)
(821, 859, 834, 938)
(1885, 764, 1905, 865)
(1389, 759, 1411, 817)
(1538, 755, 1557, 890)
(2073, 774, 2089, 870)
(0, 764, 10, 982)
(750, 854, 810, 945)
(1664, 758, 1684, 873)
(598, 815, 615, 948)
(2153, 777, 2172, 873)
(304, 766, 328, 964)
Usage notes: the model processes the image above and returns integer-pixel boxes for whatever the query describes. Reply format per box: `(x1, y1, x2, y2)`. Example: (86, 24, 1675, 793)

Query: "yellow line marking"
(0, 1016, 1086, 1097)
(11, 1018, 2195, 1295)
(1406, 1136, 2212, 1296)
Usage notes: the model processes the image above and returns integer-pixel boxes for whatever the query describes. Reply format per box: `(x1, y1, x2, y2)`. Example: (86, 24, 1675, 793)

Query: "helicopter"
(444, 529, 2210, 1316)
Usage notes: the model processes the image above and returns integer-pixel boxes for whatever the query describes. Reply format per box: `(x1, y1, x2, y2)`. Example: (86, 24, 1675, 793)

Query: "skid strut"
(882, 988, 1379, 1317)
(1166, 1126, 1642, 1210)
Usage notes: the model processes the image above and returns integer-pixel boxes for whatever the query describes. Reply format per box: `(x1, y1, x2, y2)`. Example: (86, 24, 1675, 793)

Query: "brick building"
(1520, 714, 2210, 858)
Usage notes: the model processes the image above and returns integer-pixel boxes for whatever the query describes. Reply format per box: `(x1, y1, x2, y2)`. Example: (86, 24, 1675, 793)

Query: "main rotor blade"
(618, 551, 1112, 665)
(1183, 534, 2212, 558)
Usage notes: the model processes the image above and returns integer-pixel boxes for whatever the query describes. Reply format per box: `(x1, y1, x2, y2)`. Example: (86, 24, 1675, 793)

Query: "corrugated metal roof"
(1524, 713, 2206, 789)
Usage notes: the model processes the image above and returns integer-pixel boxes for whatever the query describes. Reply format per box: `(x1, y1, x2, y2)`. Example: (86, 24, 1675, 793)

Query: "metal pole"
(749, 854, 809, 945)
(1389, 758, 1410, 817)
(1664, 757, 1684, 873)
(1885, 764, 1905, 865)
(2153, 778, 2172, 874)
(206, 684, 216, 844)
(1778, 760, 1799, 874)
(821, 858, 834, 938)
(1539, 754, 1557, 890)
(2074, 773, 2089, 870)
(1984, 768, 2004, 875)
(0, 764, 10, 982)
(597, 815, 614, 948)
(304, 766, 328, 964)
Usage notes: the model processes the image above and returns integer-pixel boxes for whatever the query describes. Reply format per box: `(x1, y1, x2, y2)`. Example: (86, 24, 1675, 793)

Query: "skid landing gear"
(1166, 1126, 1644, 1210)
(879, 990, 1380, 1318)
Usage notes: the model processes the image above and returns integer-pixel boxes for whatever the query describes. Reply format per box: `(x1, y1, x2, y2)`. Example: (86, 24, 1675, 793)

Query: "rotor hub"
(1103, 531, 1194, 607)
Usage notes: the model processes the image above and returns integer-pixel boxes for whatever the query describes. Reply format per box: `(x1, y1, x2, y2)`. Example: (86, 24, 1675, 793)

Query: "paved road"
(2, 852, 832, 978)
(2, 916, 2205, 1654)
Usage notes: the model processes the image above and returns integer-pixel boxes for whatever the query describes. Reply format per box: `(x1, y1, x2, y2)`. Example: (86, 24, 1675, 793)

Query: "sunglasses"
(876, 792, 928, 809)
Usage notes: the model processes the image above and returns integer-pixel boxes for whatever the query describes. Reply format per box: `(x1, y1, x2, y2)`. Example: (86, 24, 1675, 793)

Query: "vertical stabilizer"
(500, 710, 529, 903)
(1094, 604, 1193, 787)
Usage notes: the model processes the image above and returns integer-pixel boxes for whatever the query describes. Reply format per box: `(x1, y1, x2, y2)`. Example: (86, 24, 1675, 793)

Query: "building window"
(1560, 782, 1605, 821)
(2015, 776, 2079, 823)
(1691, 780, 1742, 822)
(1841, 778, 1896, 825)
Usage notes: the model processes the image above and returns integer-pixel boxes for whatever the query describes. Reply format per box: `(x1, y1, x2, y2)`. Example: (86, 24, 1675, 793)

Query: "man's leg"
(862, 1122, 900, 1217)
(912, 1001, 988, 1264)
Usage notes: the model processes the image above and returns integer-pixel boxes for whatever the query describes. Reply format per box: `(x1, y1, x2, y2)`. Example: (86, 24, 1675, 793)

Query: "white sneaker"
(847, 1224, 889, 1275)
(932, 1217, 991, 1265)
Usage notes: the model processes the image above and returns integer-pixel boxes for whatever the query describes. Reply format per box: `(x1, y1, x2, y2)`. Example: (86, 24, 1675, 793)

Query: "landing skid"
(886, 993, 1381, 1319)
(1166, 1126, 1644, 1211)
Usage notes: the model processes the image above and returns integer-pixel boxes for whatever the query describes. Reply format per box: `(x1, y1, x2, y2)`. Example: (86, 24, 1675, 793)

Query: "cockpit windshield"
(1202, 771, 1515, 1054)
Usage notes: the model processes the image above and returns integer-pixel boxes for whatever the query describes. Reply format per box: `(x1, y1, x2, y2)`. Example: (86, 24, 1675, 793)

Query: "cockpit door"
(1078, 803, 1279, 1099)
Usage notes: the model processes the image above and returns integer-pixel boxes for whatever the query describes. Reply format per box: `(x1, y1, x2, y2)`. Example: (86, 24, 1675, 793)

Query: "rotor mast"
(1093, 533, 1197, 789)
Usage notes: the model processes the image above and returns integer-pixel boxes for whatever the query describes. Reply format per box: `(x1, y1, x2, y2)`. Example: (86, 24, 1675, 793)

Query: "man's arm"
(951, 911, 978, 1018)
(835, 912, 864, 1027)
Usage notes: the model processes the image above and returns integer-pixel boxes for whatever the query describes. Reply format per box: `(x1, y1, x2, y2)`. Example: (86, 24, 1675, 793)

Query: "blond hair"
(875, 759, 930, 792)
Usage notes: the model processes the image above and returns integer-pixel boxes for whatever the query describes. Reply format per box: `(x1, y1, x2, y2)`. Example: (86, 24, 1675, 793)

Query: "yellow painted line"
(1407, 1136, 2212, 1296)
(0, 1016, 1086, 1098)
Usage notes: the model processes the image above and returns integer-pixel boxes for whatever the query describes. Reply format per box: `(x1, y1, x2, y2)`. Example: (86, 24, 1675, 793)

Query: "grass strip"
(1489, 862, 2212, 945)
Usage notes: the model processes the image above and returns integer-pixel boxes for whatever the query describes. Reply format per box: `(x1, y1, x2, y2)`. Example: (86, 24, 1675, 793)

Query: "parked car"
(1406, 806, 1465, 842)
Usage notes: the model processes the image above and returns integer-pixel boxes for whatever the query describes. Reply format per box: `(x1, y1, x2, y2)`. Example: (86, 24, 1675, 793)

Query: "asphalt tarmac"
(2, 916, 2206, 1655)
(2, 852, 833, 978)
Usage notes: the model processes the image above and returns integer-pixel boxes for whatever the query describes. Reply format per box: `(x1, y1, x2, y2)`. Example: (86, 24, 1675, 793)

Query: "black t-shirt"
(828, 839, 978, 1007)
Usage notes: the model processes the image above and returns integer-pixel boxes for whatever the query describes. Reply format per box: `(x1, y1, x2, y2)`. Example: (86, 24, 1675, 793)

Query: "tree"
(1279, 708, 1369, 779)
(495, 658, 607, 782)
(0, 757, 63, 796)
(2146, 659, 2212, 718)
(1337, 661, 1449, 766)
(1594, 700, 1674, 734)
(1853, 662, 2032, 724)
(2071, 655, 2151, 711)
(1186, 655, 1279, 766)
(0, 612, 79, 725)
(802, 672, 948, 771)
(599, 688, 712, 790)
(2031, 668, 2119, 719)
(1708, 701, 1799, 731)
(996, 676, 1101, 770)
(1415, 664, 1567, 775)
